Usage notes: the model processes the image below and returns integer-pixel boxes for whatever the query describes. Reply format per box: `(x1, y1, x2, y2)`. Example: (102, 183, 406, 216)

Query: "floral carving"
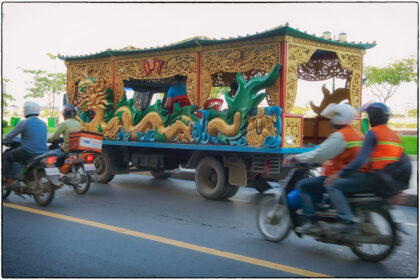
(337, 53, 362, 109)
(283, 116, 302, 147)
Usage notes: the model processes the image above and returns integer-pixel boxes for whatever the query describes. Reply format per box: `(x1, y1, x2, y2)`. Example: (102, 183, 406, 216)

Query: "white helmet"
(320, 103, 356, 125)
(23, 101, 41, 117)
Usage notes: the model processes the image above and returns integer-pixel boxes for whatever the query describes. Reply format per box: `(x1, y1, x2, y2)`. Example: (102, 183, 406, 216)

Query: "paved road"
(2, 174, 418, 277)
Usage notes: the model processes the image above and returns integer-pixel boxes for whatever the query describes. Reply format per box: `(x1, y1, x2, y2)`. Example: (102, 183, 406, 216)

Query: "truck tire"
(151, 170, 172, 179)
(195, 157, 229, 200)
(92, 151, 114, 184)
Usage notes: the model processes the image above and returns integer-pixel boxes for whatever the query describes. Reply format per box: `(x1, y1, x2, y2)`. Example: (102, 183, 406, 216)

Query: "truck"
(58, 24, 375, 200)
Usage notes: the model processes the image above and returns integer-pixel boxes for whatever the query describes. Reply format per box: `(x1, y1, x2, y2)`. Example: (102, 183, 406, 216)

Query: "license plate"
(84, 164, 96, 171)
(44, 167, 60, 176)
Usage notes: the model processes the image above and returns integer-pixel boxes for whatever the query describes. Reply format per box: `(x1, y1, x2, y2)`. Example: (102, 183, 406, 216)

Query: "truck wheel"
(151, 170, 172, 179)
(92, 152, 114, 184)
(222, 184, 240, 199)
(195, 157, 229, 200)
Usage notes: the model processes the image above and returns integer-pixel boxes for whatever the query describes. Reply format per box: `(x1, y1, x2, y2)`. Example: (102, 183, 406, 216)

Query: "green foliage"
(2, 120, 8, 128)
(22, 55, 67, 117)
(2, 78, 16, 107)
(364, 56, 417, 104)
(209, 87, 228, 99)
(408, 109, 417, 118)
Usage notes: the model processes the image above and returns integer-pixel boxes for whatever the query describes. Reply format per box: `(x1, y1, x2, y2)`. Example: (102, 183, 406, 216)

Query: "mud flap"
(226, 157, 247, 187)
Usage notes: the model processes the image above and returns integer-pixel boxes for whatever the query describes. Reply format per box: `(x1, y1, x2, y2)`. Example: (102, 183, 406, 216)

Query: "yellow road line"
(3, 202, 331, 277)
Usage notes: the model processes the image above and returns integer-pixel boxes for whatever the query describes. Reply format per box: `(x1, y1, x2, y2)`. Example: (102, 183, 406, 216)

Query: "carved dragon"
(207, 64, 281, 139)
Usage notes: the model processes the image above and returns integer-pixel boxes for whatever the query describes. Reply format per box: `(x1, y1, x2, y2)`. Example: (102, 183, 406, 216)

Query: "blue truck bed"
(103, 140, 314, 154)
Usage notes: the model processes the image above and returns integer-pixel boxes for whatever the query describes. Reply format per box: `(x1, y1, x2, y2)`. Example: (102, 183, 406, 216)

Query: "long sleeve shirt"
(48, 118, 82, 152)
(4, 117, 48, 155)
(295, 131, 347, 164)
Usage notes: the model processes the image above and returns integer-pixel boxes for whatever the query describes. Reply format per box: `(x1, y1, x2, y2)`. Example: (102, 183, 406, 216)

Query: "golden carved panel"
(351, 119, 361, 133)
(201, 44, 281, 107)
(285, 44, 316, 113)
(337, 53, 362, 109)
(283, 116, 302, 148)
(67, 62, 113, 104)
(115, 53, 197, 105)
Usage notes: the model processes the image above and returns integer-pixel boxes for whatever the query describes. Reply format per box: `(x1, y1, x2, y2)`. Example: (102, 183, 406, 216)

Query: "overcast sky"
(2, 2, 418, 112)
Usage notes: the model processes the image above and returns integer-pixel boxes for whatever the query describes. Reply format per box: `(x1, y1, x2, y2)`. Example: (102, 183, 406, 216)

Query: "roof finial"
(285, 22, 289, 26)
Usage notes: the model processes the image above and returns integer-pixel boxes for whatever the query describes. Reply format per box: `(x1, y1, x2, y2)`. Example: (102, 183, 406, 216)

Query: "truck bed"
(103, 140, 314, 154)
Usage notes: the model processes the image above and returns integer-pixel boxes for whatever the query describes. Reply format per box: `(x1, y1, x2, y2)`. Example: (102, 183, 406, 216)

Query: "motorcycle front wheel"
(72, 164, 91, 195)
(350, 208, 397, 262)
(34, 169, 55, 206)
(256, 195, 292, 242)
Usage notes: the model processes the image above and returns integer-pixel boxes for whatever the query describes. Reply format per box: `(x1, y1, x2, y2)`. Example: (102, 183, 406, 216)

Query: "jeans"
(2, 147, 34, 179)
(326, 172, 371, 223)
(45, 148, 67, 159)
(297, 176, 326, 221)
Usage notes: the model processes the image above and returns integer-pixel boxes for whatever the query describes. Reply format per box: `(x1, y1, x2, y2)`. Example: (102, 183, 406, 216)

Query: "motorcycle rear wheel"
(2, 179, 11, 198)
(256, 195, 292, 242)
(72, 164, 91, 195)
(350, 208, 397, 262)
(33, 169, 55, 206)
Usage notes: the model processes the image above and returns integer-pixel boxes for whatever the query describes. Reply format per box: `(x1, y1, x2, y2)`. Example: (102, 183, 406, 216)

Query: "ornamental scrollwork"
(283, 116, 301, 147)
(285, 44, 316, 113)
(337, 53, 362, 109)
(115, 53, 197, 105)
(201, 44, 281, 107)
(67, 62, 113, 104)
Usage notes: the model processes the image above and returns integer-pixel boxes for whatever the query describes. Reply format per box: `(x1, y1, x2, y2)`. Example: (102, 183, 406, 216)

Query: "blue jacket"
(4, 116, 48, 155)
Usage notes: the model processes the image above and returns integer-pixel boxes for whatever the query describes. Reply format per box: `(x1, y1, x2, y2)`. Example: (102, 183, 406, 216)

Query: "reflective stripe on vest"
(368, 125, 403, 170)
(322, 126, 364, 176)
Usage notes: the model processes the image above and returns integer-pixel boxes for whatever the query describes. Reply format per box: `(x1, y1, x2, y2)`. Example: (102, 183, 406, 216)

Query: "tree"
(22, 54, 66, 117)
(364, 56, 417, 104)
(2, 78, 16, 108)
(408, 108, 417, 118)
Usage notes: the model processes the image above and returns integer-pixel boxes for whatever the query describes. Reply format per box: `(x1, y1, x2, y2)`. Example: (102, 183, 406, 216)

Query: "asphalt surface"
(2, 173, 418, 277)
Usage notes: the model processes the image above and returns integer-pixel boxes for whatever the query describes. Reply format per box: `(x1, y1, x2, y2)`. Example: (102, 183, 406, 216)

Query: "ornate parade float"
(59, 24, 375, 199)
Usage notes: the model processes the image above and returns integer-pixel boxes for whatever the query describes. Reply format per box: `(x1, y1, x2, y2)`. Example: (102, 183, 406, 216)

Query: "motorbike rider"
(287, 103, 364, 234)
(3, 101, 48, 186)
(323, 102, 404, 232)
(47, 104, 82, 160)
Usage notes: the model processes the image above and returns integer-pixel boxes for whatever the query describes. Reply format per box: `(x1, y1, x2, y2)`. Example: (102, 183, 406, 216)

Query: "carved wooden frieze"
(201, 44, 281, 107)
(114, 53, 197, 105)
(337, 53, 363, 109)
(283, 116, 302, 148)
(67, 62, 113, 104)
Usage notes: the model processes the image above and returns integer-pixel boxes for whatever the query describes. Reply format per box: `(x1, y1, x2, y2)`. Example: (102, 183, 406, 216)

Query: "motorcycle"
(49, 138, 96, 195)
(2, 138, 61, 206)
(256, 163, 408, 262)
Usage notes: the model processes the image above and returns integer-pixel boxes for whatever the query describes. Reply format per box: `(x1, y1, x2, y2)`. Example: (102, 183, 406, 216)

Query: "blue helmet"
(360, 102, 389, 127)
(287, 189, 301, 209)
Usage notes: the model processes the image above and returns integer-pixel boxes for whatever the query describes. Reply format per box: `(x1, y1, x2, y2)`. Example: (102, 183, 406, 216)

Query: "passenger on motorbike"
(47, 104, 82, 161)
(324, 102, 404, 233)
(287, 103, 363, 234)
(2, 101, 48, 186)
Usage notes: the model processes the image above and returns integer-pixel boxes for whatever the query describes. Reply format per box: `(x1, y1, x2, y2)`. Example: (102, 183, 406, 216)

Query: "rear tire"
(92, 152, 114, 183)
(350, 208, 397, 262)
(33, 169, 55, 206)
(222, 184, 240, 199)
(151, 170, 172, 179)
(72, 164, 91, 195)
(195, 157, 229, 200)
(2, 180, 11, 199)
(257, 195, 292, 242)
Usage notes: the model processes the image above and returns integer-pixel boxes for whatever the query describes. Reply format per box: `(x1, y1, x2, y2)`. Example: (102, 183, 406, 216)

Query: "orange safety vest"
(368, 124, 403, 170)
(322, 126, 364, 176)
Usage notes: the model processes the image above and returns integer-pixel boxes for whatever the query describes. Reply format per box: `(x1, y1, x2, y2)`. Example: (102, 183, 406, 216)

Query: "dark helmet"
(63, 104, 77, 119)
(360, 102, 389, 127)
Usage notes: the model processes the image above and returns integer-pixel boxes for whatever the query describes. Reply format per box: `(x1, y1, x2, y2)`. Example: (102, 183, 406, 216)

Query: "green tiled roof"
(58, 25, 376, 61)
